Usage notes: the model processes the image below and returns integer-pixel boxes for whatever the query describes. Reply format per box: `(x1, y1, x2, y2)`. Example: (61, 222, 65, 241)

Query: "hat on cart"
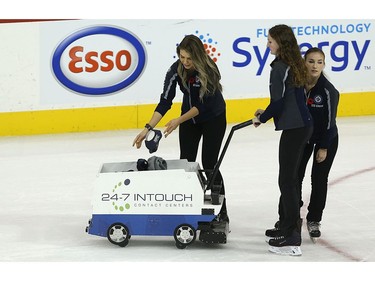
(147, 156, 167, 170)
(136, 158, 149, 171)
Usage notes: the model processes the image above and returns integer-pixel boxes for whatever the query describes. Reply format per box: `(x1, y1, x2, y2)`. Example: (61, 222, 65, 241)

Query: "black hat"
(145, 129, 162, 153)
(136, 158, 149, 171)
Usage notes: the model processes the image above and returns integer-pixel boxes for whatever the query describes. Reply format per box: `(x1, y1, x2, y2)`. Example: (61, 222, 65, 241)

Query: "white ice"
(1, 116, 374, 279)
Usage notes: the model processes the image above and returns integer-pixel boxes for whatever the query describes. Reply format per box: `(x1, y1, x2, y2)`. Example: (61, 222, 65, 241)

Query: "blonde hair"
(176, 34, 222, 99)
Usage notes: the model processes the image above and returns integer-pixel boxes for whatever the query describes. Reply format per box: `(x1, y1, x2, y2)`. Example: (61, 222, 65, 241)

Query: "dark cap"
(145, 129, 162, 153)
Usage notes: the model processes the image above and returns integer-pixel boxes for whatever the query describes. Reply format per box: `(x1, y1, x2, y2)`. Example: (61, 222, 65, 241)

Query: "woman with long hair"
(252, 24, 313, 256)
(133, 34, 228, 223)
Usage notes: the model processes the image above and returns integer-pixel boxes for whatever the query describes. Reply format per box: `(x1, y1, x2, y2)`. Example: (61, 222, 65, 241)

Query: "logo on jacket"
(308, 95, 324, 108)
(314, 95, 323, 104)
(189, 76, 200, 87)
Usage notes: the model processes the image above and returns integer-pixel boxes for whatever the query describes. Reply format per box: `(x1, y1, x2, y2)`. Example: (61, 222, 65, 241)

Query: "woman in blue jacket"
(252, 24, 313, 256)
(298, 47, 339, 240)
(133, 34, 228, 222)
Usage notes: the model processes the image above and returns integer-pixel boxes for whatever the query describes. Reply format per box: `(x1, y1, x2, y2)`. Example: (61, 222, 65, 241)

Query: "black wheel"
(107, 223, 130, 247)
(174, 224, 196, 249)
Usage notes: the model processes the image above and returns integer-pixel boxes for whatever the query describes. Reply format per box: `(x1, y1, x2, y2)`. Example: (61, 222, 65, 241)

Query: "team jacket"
(305, 73, 339, 149)
(259, 58, 313, 131)
(154, 60, 226, 124)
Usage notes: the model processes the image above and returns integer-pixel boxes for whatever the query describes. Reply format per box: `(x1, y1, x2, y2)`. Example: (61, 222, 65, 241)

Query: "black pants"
(298, 134, 339, 222)
(179, 112, 227, 212)
(278, 126, 313, 236)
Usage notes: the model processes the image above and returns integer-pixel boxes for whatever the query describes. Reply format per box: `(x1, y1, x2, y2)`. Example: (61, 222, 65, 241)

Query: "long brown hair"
(269, 24, 307, 87)
(176, 34, 222, 99)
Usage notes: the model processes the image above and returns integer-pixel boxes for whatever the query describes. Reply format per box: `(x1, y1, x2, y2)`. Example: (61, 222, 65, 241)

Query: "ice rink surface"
(1, 115, 374, 279)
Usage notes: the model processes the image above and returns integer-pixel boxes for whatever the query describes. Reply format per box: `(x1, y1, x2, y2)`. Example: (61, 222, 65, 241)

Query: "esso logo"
(52, 26, 147, 95)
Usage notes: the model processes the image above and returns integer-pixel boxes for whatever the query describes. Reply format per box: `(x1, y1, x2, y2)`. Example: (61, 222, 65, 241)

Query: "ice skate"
(268, 231, 302, 256)
(265, 221, 281, 243)
(307, 221, 321, 243)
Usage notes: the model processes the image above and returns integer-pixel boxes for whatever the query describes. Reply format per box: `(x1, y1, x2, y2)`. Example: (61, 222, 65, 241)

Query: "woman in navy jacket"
(252, 24, 313, 256)
(298, 47, 339, 239)
(133, 34, 228, 222)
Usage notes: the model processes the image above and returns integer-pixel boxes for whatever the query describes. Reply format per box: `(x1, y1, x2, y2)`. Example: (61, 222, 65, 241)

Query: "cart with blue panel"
(85, 119, 253, 249)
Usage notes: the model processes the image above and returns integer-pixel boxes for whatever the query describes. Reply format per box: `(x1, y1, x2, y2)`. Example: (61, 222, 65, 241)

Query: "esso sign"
(52, 26, 147, 95)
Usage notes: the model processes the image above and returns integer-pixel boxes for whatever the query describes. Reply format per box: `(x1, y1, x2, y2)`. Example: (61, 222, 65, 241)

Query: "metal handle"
(206, 119, 253, 190)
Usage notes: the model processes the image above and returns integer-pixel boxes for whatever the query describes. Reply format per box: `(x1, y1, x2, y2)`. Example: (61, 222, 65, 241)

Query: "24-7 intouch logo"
(51, 26, 147, 95)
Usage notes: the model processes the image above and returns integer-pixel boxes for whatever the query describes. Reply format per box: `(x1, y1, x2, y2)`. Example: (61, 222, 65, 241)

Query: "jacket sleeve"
(320, 83, 340, 148)
(154, 63, 178, 116)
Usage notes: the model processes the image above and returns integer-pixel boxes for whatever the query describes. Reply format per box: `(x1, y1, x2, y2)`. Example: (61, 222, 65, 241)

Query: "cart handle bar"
(206, 119, 253, 190)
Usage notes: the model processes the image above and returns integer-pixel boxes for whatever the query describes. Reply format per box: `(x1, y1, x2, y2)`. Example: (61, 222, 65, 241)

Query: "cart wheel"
(174, 224, 196, 249)
(107, 223, 130, 247)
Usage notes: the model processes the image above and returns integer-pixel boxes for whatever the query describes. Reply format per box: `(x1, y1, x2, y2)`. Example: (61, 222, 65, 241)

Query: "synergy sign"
(51, 26, 147, 95)
(232, 23, 372, 75)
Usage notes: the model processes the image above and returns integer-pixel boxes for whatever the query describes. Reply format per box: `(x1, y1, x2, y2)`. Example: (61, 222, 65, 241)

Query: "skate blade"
(268, 245, 302, 256)
(310, 236, 318, 243)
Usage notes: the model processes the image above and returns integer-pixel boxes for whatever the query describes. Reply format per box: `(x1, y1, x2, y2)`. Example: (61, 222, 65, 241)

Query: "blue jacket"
(155, 60, 226, 124)
(259, 58, 313, 131)
(306, 73, 339, 148)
